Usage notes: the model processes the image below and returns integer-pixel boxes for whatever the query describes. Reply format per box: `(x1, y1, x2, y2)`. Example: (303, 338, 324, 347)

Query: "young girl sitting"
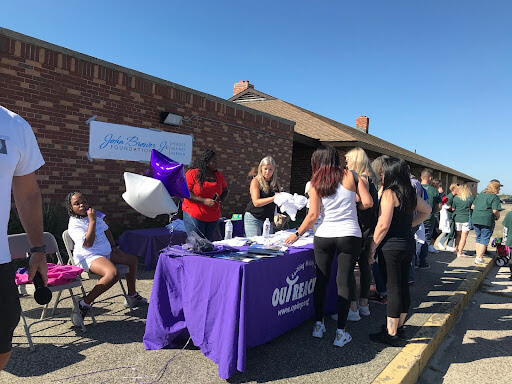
(66, 191, 147, 323)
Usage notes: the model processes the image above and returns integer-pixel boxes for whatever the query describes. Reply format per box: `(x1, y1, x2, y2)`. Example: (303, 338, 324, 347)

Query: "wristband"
(294, 231, 301, 238)
(30, 245, 46, 254)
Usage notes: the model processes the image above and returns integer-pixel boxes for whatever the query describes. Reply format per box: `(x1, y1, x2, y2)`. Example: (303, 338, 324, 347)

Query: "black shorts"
(0, 262, 21, 354)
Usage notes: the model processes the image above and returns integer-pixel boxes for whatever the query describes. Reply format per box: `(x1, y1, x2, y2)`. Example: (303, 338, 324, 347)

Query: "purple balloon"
(146, 150, 190, 199)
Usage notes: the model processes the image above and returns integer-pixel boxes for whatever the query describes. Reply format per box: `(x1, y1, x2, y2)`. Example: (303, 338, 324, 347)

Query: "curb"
(371, 257, 494, 384)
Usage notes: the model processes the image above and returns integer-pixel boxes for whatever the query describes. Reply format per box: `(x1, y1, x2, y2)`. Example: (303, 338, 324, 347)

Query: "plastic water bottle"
(224, 219, 233, 240)
(263, 218, 271, 239)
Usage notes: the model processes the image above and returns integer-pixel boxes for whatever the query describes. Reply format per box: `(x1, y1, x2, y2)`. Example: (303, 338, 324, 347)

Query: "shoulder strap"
(350, 170, 359, 187)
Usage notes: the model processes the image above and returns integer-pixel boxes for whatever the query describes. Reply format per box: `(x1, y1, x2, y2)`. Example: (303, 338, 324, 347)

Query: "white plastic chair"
(62, 230, 134, 315)
(8, 232, 88, 351)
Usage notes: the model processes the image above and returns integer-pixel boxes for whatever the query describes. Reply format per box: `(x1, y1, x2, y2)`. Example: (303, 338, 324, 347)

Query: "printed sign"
(272, 258, 316, 316)
(88, 121, 193, 164)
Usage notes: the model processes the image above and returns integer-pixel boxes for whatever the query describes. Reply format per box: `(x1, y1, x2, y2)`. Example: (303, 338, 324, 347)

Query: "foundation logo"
(272, 259, 316, 316)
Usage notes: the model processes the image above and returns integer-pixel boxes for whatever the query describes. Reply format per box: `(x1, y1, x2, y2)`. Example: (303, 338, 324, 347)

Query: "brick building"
(229, 81, 479, 195)
(0, 28, 295, 229)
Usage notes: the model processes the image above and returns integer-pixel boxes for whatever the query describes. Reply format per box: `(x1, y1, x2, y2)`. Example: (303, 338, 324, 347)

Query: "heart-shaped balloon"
(145, 150, 190, 199)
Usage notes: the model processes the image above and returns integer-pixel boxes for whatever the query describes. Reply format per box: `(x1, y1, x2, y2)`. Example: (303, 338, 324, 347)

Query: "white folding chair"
(62, 230, 134, 314)
(8, 232, 88, 351)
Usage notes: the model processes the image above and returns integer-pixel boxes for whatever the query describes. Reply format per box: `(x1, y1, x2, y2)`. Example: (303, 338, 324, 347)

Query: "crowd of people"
(1, 104, 509, 370)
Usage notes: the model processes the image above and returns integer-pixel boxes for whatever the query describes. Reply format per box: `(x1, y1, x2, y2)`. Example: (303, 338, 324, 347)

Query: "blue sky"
(2, 1, 511, 193)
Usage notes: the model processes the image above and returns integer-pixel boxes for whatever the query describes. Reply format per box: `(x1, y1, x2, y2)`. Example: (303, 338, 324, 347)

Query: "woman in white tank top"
(285, 145, 373, 347)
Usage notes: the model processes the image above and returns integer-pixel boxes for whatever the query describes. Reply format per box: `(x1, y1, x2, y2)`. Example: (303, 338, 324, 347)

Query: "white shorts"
(455, 222, 470, 232)
(73, 254, 110, 272)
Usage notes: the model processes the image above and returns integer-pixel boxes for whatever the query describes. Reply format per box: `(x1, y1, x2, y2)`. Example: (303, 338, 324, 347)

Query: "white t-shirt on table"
(0, 106, 45, 265)
(68, 216, 112, 264)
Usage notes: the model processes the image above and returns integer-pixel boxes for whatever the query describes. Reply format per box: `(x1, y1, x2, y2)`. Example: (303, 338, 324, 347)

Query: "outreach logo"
(271, 259, 316, 307)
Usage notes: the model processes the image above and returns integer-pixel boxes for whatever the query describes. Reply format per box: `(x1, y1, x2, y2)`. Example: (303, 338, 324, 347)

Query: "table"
(143, 244, 338, 379)
(118, 219, 245, 270)
(119, 227, 188, 270)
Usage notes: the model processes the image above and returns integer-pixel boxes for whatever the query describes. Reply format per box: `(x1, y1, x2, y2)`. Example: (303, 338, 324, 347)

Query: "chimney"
(356, 116, 369, 133)
(233, 80, 254, 96)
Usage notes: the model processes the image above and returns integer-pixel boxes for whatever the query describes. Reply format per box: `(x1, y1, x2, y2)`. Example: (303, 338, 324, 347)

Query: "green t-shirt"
(452, 195, 473, 223)
(471, 193, 502, 227)
(502, 211, 512, 247)
(422, 184, 441, 225)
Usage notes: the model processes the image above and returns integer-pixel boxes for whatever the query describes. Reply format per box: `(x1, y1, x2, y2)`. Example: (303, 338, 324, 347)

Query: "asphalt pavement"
(1, 206, 510, 384)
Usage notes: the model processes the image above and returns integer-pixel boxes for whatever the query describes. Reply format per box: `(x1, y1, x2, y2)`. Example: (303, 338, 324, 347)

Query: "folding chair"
(62, 230, 134, 314)
(8, 232, 88, 351)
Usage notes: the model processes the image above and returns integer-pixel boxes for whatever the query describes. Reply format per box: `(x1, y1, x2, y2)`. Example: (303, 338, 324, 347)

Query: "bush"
(8, 202, 70, 264)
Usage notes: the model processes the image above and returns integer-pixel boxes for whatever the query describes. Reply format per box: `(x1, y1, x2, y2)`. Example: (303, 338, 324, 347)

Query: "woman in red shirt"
(182, 150, 229, 240)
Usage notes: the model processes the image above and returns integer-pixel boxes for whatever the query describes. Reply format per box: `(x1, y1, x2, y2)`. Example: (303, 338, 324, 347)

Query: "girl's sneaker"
(124, 292, 148, 308)
(347, 308, 361, 321)
(333, 329, 352, 347)
(358, 304, 371, 316)
(71, 300, 90, 327)
(312, 321, 326, 338)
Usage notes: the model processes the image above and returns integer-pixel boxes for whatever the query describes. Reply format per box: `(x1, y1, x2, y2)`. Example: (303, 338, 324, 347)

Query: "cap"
(490, 179, 504, 187)
(442, 196, 449, 204)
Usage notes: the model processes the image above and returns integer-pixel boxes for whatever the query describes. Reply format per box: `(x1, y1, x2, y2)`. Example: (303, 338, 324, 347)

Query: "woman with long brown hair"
(285, 144, 373, 347)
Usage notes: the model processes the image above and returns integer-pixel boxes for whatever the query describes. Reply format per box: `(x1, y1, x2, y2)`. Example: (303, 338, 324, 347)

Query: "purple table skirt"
(118, 219, 245, 270)
(143, 244, 338, 379)
(119, 227, 188, 270)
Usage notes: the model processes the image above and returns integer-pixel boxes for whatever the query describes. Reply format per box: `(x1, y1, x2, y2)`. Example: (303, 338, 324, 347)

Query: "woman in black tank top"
(244, 156, 280, 237)
(345, 148, 379, 319)
(368, 157, 431, 346)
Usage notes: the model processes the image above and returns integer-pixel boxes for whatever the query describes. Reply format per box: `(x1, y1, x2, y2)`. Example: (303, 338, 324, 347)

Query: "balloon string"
(51, 337, 191, 383)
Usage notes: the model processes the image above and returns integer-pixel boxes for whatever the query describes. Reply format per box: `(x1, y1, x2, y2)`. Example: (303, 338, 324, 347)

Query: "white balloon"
(122, 172, 178, 218)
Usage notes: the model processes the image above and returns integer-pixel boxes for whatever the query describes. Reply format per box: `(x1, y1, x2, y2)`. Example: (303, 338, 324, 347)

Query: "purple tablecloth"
(119, 220, 245, 270)
(143, 244, 338, 379)
(118, 227, 188, 270)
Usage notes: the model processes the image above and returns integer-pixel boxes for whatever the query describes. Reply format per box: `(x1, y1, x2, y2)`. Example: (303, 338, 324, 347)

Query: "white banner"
(88, 121, 193, 164)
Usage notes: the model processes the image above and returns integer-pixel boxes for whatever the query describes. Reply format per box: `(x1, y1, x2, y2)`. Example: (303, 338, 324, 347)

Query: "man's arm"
(12, 172, 47, 284)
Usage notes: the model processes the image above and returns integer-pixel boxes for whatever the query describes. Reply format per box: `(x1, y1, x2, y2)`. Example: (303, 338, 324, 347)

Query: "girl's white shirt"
(68, 216, 111, 261)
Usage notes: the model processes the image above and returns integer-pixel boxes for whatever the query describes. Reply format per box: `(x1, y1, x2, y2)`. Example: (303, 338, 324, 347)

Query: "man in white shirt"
(0, 105, 46, 370)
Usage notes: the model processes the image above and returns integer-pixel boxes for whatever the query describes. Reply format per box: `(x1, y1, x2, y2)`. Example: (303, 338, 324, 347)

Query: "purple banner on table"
(143, 245, 338, 379)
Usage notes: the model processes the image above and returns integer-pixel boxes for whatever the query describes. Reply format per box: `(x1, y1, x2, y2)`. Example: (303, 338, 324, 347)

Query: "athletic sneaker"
(71, 300, 90, 327)
(312, 321, 326, 338)
(428, 245, 439, 253)
(418, 261, 430, 269)
(445, 246, 456, 252)
(347, 309, 361, 321)
(368, 292, 387, 304)
(358, 304, 371, 316)
(123, 292, 148, 308)
(333, 329, 352, 347)
(369, 329, 402, 347)
(474, 257, 486, 265)
(437, 243, 446, 251)
(381, 324, 406, 338)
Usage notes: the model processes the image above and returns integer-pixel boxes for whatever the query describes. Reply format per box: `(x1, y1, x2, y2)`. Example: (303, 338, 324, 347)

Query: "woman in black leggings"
(369, 157, 431, 346)
(285, 144, 373, 347)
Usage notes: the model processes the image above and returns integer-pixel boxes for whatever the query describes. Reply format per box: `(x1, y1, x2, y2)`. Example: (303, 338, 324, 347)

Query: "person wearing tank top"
(368, 157, 431, 347)
(345, 147, 379, 320)
(285, 145, 373, 348)
(244, 156, 281, 237)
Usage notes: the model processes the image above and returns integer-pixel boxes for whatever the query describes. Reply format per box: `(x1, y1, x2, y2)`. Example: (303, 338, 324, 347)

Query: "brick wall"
(0, 30, 295, 229)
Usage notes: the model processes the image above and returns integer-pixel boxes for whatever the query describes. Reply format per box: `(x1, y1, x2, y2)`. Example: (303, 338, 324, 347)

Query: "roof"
(230, 89, 478, 182)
